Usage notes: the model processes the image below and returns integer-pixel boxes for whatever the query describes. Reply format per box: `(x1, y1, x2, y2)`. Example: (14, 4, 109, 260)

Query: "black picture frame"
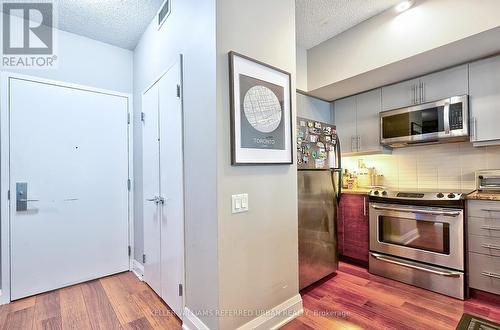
(228, 51, 293, 165)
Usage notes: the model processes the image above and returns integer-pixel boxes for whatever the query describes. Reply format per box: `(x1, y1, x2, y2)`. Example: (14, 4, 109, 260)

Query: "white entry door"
(9, 76, 130, 300)
(143, 58, 184, 318)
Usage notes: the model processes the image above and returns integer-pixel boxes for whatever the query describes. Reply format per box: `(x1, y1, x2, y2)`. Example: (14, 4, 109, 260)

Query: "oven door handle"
(371, 205, 461, 217)
(370, 253, 462, 277)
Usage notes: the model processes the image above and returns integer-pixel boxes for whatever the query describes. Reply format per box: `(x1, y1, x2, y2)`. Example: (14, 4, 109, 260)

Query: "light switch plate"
(232, 193, 249, 214)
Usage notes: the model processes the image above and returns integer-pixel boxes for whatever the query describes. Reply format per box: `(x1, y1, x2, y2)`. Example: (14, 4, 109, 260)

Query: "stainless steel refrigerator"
(297, 117, 341, 290)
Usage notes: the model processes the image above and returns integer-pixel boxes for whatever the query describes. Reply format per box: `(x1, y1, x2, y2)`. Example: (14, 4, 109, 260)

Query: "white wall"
(133, 1, 219, 328)
(216, 0, 299, 329)
(343, 142, 500, 191)
(296, 46, 308, 91)
(297, 93, 333, 124)
(2, 15, 133, 93)
(307, 0, 500, 99)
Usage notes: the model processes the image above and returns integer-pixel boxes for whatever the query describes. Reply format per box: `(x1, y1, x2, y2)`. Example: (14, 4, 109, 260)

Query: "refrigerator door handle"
(336, 135, 342, 203)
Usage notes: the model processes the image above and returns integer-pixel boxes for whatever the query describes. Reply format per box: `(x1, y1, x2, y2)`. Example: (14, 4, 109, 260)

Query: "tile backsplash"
(342, 142, 500, 191)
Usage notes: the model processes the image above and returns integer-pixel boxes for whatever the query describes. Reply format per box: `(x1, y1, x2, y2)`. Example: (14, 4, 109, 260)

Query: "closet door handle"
(146, 197, 160, 204)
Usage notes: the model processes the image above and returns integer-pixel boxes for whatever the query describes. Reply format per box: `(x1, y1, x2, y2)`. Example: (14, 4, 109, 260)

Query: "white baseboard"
(236, 294, 303, 330)
(131, 259, 144, 280)
(182, 294, 303, 330)
(182, 307, 210, 330)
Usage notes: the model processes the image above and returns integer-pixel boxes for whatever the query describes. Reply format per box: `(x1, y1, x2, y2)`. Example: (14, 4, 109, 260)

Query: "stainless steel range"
(368, 189, 466, 299)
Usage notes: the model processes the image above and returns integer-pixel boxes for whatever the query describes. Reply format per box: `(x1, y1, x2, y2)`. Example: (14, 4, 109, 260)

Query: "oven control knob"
(382, 191, 387, 196)
(437, 193, 444, 198)
(374, 190, 379, 195)
(448, 193, 456, 199)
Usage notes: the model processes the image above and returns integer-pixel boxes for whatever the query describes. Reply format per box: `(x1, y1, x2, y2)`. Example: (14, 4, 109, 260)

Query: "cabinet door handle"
(413, 84, 417, 104)
(475, 117, 478, 141)
(481, 271, 500, 280)
(481, 209, 500, 213)
(421, 81, 425, 103)
(363, 197, 367, 217)
(481, 243, 500, 250)
(481, 226, 500, 231)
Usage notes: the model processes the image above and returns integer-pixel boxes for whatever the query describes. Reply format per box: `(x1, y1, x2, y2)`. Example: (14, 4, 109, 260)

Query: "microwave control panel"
(449, 103, 464, 130)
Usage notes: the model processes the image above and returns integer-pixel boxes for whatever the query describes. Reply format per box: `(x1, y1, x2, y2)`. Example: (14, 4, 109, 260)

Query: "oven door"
(369, 203, 464, 271)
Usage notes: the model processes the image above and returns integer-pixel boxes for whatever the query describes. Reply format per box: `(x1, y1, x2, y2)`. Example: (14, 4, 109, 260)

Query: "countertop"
(466, 190, 500, 201)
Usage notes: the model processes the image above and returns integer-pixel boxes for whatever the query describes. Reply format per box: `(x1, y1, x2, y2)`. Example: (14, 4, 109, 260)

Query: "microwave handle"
(444, 101, 450, 135)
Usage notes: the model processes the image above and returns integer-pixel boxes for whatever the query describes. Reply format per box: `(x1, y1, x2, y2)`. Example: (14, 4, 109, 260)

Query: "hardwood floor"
(283, 262, 500, 330)
(0, 272, 182, 330)
(2, 263, 499, 330)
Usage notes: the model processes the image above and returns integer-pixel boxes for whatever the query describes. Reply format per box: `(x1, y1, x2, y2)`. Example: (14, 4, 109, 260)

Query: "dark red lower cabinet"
(337, 193, 369, 264)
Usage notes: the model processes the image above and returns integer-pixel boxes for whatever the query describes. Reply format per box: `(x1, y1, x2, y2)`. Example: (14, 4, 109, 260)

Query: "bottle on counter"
(342, 169, 349, 189)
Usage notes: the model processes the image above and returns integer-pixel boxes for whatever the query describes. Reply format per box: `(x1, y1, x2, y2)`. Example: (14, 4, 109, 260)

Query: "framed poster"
(228, 51, 292, 165)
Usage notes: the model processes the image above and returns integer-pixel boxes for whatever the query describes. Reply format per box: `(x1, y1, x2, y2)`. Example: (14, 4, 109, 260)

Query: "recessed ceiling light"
(395, 0, 414, 13)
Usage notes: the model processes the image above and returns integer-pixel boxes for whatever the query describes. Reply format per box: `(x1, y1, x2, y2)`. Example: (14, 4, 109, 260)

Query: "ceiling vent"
(158, 0, 171, 29)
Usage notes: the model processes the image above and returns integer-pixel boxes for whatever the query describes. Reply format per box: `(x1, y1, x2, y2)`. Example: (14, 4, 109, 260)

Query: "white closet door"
(10, 77, 129, 300)
(159, 61, 184, 317)
(142, 85, 162, 297)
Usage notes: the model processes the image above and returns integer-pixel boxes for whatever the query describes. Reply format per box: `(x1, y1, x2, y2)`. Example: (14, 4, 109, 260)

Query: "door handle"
(16, 182, 39, 211)
(420, 81, 425, 103)
(158, 196, 169, 205)
(413, 84, 417, 104)
(146, 197, 160, 204)
(481, 226, 500, 231)
(444, 102, 450, 134)
(481, 271, 500, 280)
(481, 243, 500, 250)
(371, 204, 461, 217)
(370, 253, 461, 277)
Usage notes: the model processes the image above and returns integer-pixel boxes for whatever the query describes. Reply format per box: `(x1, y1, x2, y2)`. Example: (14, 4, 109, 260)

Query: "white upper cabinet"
(334, 89, 386, 155)
(469, 55, 500, 145)
(382, 65, 468, 111)
(334, 96, 356, 153)
(356, 89, 382, 153)
(381, 79, 419, 111)
(419, 65, 468, 103)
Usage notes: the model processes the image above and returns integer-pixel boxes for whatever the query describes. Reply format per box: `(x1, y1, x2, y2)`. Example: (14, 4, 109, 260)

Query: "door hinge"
(127, 113, 131, 124)
(178, 284, 183, 296)
(127, 179, 131, 191)
(128, 245, 131, 256)
(176, 84, 181, 98)
(7, 190, 10, 200)
(142, 254, 146, 263)
(141, 112, 145, 122)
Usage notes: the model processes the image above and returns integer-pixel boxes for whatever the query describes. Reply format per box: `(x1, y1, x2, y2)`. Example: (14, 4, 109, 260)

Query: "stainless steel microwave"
(380, 95, 469, 147)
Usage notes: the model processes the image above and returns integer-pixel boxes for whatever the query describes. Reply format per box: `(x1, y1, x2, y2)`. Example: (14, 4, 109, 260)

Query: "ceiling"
(296, 0, 402, 49)
(45, 0, 164, 50)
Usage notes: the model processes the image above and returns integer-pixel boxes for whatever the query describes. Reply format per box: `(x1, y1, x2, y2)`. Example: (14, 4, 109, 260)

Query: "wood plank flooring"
(1, 263, 499, 329)
(0, 272, 181, 330)
(283, 262, 500, 330)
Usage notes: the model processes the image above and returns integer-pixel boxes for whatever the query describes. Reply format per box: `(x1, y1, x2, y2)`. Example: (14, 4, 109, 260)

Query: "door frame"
(141, 54, 186, 316)
(0, 72, 134, 304)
